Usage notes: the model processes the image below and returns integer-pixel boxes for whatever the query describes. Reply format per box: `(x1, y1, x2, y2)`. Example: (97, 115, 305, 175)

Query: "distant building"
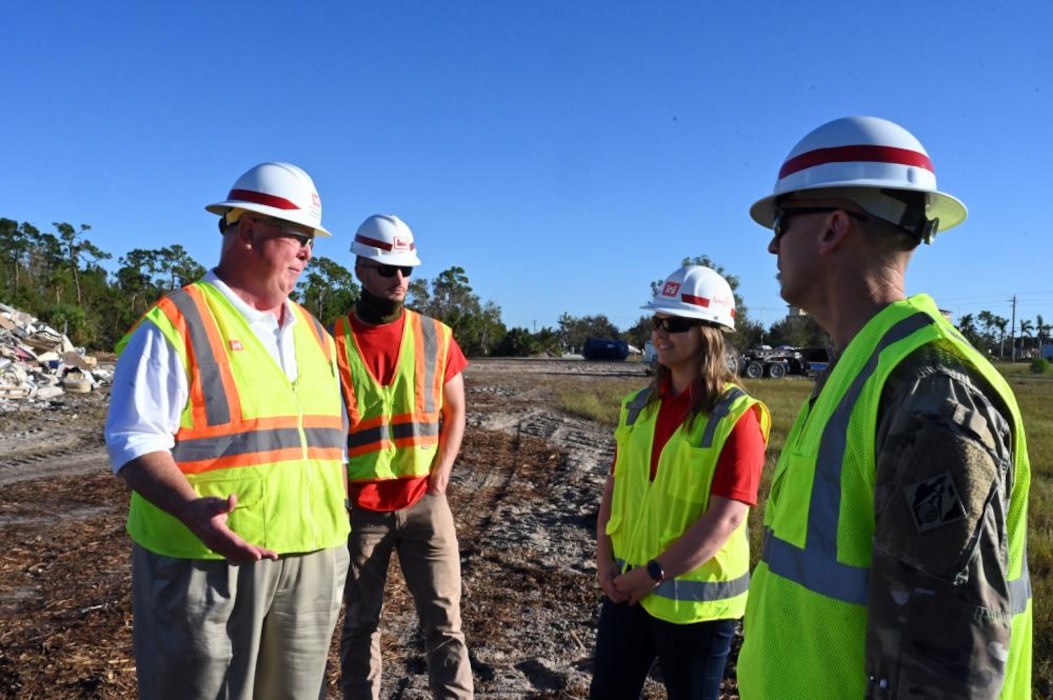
(1042, 343, 1053, 362)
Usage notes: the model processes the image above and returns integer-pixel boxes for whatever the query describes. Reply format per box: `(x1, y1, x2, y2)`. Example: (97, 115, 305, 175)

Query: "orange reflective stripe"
(161, 286, 243, 427)
(334, 316, 360, 424)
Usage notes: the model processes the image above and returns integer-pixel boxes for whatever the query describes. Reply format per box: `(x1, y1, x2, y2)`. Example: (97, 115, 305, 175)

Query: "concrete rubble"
(0, 301, 108, 409)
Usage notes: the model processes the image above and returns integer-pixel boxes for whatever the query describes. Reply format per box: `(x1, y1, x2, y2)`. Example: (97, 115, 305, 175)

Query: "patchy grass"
(549, 376, 647, 425)
(560, 370, 1052, 692)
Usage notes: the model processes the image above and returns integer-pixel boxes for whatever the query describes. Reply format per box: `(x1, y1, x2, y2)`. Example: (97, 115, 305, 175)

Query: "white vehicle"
(643, 341, 658, 374)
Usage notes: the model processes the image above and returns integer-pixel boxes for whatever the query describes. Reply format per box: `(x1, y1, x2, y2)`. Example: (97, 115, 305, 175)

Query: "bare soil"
(0, 358, 740, 699)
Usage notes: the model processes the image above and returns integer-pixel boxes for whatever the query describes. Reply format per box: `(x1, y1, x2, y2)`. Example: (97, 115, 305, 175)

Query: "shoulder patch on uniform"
(904, 472, 966, 533)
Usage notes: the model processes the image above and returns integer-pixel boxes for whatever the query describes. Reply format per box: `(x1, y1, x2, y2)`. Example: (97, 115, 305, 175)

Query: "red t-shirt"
(348, 313, 469, 512)
(612, 383, 766, 505)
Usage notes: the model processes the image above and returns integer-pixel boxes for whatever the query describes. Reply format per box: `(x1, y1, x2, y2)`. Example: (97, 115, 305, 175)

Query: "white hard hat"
(206, 162, 331, 237)
(642, 265, 736, 331)
(750, 116, 967, 241)
(350, 214, 422, 266)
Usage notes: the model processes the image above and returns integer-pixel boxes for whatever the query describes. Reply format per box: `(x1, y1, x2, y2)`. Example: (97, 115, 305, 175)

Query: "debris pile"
(0, 301, 108, 406)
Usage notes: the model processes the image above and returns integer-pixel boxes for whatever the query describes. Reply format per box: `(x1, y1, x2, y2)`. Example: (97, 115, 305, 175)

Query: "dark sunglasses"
(651, 315, 701, 333)
(250, 217, 315, 249)
(362, 263, 413, 278)
(772, 207, 868, 241)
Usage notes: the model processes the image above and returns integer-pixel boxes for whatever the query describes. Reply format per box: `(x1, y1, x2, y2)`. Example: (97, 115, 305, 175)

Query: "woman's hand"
(613, 566, 659, 606)
(598, 558, 628, 603)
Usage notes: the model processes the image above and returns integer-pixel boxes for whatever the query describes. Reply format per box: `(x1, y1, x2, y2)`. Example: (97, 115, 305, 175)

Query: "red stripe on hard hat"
(682, 293, 711, 308)
(355, 234, 416, 251)
(682, 294, 735, 317)
(778, 145, 934, 180)
(228, 189, 301, 211)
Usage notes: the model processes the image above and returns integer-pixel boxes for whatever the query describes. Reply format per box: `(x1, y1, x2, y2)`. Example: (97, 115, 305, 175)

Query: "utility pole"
(1009, 295, 1017, 362)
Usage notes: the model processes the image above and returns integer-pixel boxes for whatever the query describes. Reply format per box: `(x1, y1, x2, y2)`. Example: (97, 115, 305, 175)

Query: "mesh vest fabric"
(334, 310, 452, 483)
(122, 282, 349, 559)
(738, 295, 1031, 699)
(608, 384, 771, 624)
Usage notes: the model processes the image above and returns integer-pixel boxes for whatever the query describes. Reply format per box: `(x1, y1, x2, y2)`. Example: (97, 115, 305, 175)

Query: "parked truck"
(737, 345, 830, 379)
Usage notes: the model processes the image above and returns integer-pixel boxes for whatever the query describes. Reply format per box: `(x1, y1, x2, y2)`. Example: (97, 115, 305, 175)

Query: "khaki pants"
(131, 543, 349, 700)
(340, 493, 473, 700)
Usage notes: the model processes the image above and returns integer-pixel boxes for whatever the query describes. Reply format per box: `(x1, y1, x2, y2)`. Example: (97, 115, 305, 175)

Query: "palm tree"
(1019, 319, 1034, 358)
(1038, 314, 1053, 360)
(992, 316, 1009, 360)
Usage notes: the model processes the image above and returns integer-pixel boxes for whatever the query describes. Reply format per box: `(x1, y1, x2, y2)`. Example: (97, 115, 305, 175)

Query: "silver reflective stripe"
(173, 427, 302, 462)
(347, 420, 441, 449)
(700, 386, 746, 448)
(168, 289, 231, 426)
(762, 312, 935, 605)
(615, 558, 748, 602)
(625, 388, 653, 426)
(420, 317, 439, 414)
(1009, 558, 1031, 615)
(304, 427, 346, 451)
(172, 425, 341, 465)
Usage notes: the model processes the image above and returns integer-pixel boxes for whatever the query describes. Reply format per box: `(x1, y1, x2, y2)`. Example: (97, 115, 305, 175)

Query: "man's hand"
(428, 468, 451, 495)
(118, 453, 278, 562)
(181, 494, 279, 561)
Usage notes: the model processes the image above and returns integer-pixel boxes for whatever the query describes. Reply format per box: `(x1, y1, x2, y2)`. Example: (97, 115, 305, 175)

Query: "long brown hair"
(649, 323, 738, 426)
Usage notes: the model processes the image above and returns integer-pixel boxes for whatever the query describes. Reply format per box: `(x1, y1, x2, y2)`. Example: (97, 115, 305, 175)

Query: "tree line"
(2, 218, 1047, 360)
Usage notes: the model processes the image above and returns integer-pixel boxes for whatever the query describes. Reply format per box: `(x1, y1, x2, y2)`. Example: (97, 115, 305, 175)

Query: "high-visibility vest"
(608, 384, 771, 624)
(333, 309, 452, 483)
(121, 281, 349, 559)
(738, 295, 1032, 699)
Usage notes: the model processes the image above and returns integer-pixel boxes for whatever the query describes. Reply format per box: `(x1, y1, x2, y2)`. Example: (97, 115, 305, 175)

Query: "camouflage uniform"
(853, 342, 1018, 699)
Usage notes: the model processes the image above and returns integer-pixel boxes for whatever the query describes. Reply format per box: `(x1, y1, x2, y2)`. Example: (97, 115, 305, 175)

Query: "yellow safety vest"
(333, 309, 452, 484)
(121, 281, 349, 559)
(739, 295, 1031, 699)
(608, 384, 771, 624)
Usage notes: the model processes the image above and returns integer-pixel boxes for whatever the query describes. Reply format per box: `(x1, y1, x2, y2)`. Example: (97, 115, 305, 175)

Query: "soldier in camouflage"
(736, 116, 1031, 700)
(853, 343, 1016, 698)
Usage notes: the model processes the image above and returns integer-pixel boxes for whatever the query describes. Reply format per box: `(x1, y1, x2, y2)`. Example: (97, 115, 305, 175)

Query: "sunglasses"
(250, 217, 314, 249)
(362, 263, 413, 278)
(772, 207, 868, 241)
(651, 315, 701, 333)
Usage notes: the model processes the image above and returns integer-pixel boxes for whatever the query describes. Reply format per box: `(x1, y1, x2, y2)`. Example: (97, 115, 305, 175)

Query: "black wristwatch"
(645, 559, 665, 583)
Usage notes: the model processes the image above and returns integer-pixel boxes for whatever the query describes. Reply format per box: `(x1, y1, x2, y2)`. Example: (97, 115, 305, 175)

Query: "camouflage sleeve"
(865, 344, 1015, 700)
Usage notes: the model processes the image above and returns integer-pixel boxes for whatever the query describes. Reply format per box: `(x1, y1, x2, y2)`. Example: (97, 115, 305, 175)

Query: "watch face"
(647, 560, 664, 582)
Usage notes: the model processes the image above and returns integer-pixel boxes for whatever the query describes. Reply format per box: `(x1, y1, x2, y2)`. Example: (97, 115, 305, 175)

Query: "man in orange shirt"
(334, 214, 472, 700)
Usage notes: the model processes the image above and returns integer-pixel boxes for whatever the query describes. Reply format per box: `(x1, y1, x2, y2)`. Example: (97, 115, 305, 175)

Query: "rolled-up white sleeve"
(104, 322, 188, 474)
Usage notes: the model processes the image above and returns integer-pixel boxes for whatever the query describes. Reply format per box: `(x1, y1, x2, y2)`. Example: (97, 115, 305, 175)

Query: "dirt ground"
(0, 358, 740, 699)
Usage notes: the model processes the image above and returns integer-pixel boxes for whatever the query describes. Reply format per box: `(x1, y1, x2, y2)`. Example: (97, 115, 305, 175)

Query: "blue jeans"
(590, 596, 734, 700)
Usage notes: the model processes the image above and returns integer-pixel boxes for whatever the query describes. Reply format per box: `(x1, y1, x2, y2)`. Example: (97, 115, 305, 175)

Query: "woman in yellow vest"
(591, 265, 771, 700)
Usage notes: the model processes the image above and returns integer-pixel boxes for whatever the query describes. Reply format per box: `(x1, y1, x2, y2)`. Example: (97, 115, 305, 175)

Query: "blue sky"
(4, 2, 1052, 334)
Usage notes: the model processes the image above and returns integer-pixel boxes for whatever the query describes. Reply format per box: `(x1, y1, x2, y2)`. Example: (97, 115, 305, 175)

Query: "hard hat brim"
(383, 252, 423, 266)
(640, 301, 735, 331)
(750, 184, 967, 233)
(206, 201, 332, 238)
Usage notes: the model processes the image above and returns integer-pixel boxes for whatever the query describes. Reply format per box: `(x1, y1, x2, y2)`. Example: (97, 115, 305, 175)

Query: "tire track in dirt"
(0, 425, 110, 487)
